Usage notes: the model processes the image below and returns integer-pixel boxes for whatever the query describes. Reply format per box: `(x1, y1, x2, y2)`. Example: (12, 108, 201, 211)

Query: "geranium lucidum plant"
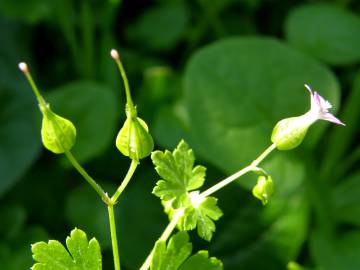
(18, 54, 344, 270)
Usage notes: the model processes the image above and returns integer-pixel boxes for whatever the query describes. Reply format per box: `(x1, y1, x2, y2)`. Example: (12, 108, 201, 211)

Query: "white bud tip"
(110, 49, 119, 60)
(19, 62, 28, 73)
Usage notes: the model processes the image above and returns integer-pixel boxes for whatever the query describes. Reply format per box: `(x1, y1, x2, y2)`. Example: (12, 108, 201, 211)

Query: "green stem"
(111, 160, 138, 203)
(21, 67, 46, 107)
(200, 144, 276, 198)
(108, 204, 121, 270)
(251, 144, 277, 167)
(200, 165, 254, 199)
(140, 144, 276, 270)
(64, 151, 109, 203)
(113, 54, 134, 109)
(140, 209, 184, 270)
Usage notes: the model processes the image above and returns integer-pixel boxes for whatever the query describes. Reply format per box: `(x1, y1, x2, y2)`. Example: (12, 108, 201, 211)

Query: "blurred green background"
(0, 0, 359, 269)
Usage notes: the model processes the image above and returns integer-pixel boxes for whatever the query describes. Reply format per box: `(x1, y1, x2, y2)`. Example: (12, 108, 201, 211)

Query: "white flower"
(305, 84, 345, 126)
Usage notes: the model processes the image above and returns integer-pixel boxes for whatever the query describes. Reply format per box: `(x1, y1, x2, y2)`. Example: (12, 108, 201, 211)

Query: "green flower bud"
(40, 104, 76, 154)
(116, 109, 154, 161)
(271, 116, 310, 150)
(111, 49, 154, 161)
(252, 175, 274, 205)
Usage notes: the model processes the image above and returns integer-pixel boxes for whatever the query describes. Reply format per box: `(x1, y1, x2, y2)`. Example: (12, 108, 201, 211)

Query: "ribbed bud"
(40, 104, 76, 154)
(115, 109, 154, 160)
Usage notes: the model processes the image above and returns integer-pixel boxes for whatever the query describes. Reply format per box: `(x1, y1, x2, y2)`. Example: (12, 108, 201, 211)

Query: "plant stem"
(251, 144, 277, 167)
(139, 144, 276, 270)
(64, 151, 109, 203)
(111, 160, 138, 203)
(112, 53, 134, 109)
(140, 209, 184, 270)
(108, 204, 121, 270)
(21, 66, 46, 107)
(200, 144, 276, 198)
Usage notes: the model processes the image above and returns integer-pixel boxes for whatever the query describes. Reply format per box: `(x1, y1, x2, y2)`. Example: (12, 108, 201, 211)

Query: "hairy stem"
(140, 209, 184, 270)
(108, 205, 121, 270)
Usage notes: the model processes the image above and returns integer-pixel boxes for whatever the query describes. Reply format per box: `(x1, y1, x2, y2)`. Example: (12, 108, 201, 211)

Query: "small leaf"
(181, 193, 223, 241)
(151, 231, 222, 270)
(152, 140, 206, 208)
(32, 228, 102, 270)
(152, 231, 191, 270)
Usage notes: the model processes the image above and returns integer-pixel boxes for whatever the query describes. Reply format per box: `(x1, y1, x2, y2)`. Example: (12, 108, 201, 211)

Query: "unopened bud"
(40, 104, 76, 154)
(18, 62, 28, 73)
(116, 112, 154, 161)
(110, 49, 119, 60)
(252, 175, 274, 205)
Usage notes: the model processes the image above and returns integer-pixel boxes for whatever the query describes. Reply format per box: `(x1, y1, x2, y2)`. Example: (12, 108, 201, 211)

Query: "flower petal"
(321, 112, 345, 126)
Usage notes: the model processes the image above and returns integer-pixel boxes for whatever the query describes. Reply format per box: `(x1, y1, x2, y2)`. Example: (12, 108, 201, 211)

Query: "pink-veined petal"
(304, 84, 345, 126)
(321, 112, 345, 126)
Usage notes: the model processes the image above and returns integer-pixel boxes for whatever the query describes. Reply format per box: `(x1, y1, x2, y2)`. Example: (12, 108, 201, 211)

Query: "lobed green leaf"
(152, 140, 206, 208)
(31, 228, 102, 270)
(180, 193, 223, 241)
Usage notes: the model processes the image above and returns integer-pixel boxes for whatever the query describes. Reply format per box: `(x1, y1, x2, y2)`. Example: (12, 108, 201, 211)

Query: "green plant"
(18, 44, 344, 269)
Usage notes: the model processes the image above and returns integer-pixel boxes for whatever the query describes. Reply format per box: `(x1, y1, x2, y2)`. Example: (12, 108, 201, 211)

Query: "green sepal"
(271, 116, 310, 150)
(40, 103, 76, 154)
(116, 113, 154, 160)
(252, 175, 274, 205)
